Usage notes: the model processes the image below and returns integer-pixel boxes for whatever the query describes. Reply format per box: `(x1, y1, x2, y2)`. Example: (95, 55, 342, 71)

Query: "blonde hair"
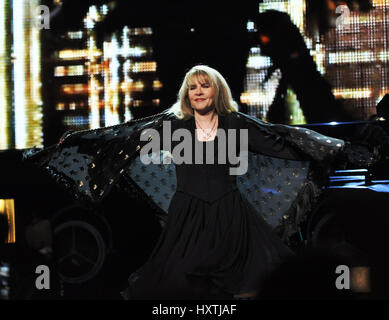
(168, 65, 239, 119)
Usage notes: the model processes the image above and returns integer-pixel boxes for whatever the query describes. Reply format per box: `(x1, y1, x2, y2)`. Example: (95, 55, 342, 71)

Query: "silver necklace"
(195, 116, 218, 141)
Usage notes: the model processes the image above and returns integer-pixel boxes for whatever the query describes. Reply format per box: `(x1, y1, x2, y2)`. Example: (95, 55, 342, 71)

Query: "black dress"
(122, 114, 295, 300)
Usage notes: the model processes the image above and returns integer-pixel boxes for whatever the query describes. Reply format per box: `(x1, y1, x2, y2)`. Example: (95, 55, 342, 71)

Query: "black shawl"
(23, 110, 373, 245)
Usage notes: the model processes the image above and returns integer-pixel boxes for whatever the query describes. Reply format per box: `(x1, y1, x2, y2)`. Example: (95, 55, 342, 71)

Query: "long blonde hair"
(168, 65, 239, 119)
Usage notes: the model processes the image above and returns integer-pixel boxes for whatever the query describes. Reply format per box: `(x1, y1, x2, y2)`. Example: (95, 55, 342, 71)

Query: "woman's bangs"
(187, 71, 213, 87)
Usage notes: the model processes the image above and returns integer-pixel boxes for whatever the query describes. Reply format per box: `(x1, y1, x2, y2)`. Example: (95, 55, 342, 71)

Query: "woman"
(123, 65, 306, 300)
(23, 65, 386, 300)
(118, 65, 366, 300)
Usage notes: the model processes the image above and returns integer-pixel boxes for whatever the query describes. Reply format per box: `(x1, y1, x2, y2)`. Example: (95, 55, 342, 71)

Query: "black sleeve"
(247, 120, 307, 161)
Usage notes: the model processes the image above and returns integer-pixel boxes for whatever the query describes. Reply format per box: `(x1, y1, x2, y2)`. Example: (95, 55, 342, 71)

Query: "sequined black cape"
(23, 110, 371, 244)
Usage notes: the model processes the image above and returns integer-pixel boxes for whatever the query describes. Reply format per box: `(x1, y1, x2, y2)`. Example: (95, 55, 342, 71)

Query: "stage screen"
(1, 0, 388, 150)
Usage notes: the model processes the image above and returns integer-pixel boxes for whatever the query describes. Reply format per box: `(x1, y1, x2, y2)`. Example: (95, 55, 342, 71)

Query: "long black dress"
(122, 114, 296, 300)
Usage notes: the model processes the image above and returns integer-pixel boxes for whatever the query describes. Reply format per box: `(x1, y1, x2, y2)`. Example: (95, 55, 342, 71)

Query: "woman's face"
(188, 76, 216, 113)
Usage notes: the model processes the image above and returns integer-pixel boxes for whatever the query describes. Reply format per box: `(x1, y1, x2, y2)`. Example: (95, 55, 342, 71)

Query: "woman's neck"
(193, 109, 218, 127)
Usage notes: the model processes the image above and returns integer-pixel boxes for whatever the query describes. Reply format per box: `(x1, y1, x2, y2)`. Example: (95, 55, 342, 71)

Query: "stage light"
(351, 266, 371, 293)
(0, 199, 15, 244)
(259, 34, 271, 44)
(376, 93, 389, 120)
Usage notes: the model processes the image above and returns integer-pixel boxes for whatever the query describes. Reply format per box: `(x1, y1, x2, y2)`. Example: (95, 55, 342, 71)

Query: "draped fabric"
(23, 110, 369, 245)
